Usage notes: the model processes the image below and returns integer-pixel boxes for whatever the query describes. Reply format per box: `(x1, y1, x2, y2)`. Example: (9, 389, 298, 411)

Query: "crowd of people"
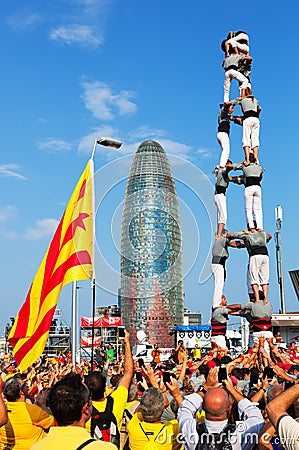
(1, 331, 299, 449)
(1, 30, 297, 450)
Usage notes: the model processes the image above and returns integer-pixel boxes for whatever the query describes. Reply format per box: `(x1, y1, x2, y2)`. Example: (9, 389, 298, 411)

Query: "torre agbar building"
(120, 140, 184, 347)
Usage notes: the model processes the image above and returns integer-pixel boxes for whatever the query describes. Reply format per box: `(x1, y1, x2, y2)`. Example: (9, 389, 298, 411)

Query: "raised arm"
(267, 384, 299, 429)
(118, 331, 133, 389)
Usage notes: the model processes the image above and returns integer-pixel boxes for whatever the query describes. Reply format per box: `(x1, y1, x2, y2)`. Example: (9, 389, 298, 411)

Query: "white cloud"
(0, 206, 17, 224)
(7, 13, 41, 31)
(37, 138, 73, 152)
(195, 147, 214, 159)
(24, 218, 59, 241)
(78, 127, 194, 161)
(81, 81, 137, 120)
(0, 164, 27, 180)
(127, 126, 167, 140)
(49, 25, 102, 47)
(153, 139, 192, 159)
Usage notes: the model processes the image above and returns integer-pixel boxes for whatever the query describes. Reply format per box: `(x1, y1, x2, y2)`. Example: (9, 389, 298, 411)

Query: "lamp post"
(275, 205, 286, 314)
(90, 136, 122, 369)
(71, 284, 83, 366)
(91, 136, 122, 159)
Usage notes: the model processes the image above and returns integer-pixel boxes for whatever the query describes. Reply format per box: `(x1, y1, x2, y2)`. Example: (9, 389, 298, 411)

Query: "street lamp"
(90, 136, 123, 369)
(91, 136, 122, 159)
(275, 205, 286, 314)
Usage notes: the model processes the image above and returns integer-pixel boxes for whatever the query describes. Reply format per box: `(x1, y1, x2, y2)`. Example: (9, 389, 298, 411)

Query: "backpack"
(91, 395, 120, 448)
(196, 422, 236, 450)
(139, 423, 167, 450)
(120, 402, 139, 450)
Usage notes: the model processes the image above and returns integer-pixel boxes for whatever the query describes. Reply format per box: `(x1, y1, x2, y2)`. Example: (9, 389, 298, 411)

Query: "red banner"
(80, 316, 122, 327)
(81, 336, 102, 347)
(102, 316, 122, 327)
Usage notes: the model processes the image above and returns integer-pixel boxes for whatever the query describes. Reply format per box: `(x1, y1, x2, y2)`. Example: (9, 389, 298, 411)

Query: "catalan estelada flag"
(8, 160, 94, 371)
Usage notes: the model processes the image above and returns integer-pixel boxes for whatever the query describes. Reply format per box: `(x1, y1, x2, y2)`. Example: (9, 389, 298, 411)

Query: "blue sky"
(1, 0, 298, 338)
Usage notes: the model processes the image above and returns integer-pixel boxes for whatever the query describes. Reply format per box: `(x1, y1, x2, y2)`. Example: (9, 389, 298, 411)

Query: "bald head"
(203, 388, 230, 420)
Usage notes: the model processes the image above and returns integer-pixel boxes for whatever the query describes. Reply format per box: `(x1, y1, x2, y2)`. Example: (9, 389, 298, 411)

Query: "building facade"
(120, 140, 184, 347)
(183, 308, 202, 326)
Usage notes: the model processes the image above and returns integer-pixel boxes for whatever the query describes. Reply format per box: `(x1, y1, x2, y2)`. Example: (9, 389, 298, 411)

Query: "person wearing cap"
(228, 229, 272, 303)
(0, 376, 54, 449)
(232, 153, 265, 231)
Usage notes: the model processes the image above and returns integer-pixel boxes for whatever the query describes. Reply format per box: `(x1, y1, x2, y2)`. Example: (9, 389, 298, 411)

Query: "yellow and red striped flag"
(8, 160, 94, 371)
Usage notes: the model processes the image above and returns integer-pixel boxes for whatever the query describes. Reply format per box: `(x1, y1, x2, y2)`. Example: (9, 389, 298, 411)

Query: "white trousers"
(249, 254, 269, 286)
(244, 185, 263, 230)
(252, 331, 273, 354)
(226, 33, 250, 54)
(224, 69, 249, 102)
(247, 263, 261, 294)
(214, 193, 227, 226)
(217, 132, 230, 167)
(211, 335, 227, 349)
(211, 263, 225, 308)
(242, 117, 260, 149)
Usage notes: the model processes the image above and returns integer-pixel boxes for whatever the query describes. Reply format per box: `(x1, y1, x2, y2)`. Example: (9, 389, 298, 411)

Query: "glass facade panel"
(120, 140, 184, 346)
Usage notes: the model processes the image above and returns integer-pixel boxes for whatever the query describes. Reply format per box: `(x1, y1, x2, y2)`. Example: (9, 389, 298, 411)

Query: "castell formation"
(210, 31, 273, 353)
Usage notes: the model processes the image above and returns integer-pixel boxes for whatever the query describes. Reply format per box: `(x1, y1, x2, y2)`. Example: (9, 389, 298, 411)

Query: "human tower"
(209, 31, 273, 352)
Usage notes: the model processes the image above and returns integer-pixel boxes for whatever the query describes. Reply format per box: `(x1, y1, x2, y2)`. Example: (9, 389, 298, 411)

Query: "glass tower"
(120, 140, 184, 346)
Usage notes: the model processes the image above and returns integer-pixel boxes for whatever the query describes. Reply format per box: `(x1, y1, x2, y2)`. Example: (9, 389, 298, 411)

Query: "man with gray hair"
(128, 387, 180, 450)
(0, 376, 53, 448)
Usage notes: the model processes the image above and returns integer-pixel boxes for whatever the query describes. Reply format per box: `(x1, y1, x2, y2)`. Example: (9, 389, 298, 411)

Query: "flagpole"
(71, 281, 77, 366)
(89, 137, 122, 370)
(90, 154, 96, 370)
(91, 278, 96, 369)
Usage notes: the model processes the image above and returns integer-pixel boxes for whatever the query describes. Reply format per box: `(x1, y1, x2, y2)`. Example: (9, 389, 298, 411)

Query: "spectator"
(177, 368, 264, 450)
(30, 374, 116, 450)
(85, 331, 133, 442)
(174, 341, 187, 365)
(128, 387, 180, 450)
(266, 383, 299, 450)
(106, 345, 115, 363)
(120, 381, 139, 450)
(191, 344, 201, 361)
(0, 393, 7, 427)
(151, 344, 162, 365)
(0, 376, 53, 449)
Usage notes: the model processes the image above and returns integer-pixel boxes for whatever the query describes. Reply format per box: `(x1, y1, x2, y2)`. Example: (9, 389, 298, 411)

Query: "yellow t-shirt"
(30, 425, 117, 450)
(0, 401, 54, 450)
(192, 349, 201, 359)
(86, 385, 128, 434)
(127, 412, 181, 450)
